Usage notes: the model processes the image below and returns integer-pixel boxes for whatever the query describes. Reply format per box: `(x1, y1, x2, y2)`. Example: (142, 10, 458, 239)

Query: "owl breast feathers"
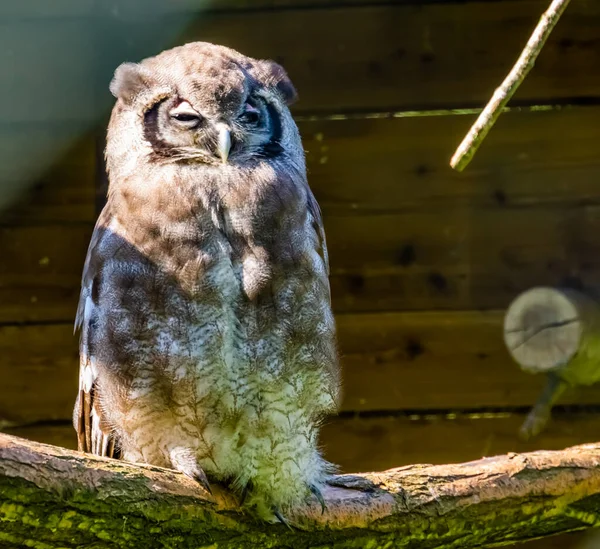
(73, 41, 341, 521)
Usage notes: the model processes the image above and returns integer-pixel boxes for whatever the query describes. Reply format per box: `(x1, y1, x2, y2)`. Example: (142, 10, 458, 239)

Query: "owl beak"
(216, 124, 231, 164)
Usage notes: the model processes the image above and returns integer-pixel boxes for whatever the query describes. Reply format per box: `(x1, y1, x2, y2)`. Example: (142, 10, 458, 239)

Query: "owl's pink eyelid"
(244, 103, 260, 114)
(170, 101, 201, 119)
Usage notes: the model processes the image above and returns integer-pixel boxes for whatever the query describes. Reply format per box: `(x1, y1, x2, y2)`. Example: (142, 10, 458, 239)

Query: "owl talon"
(170, 448, 213, 496)
(199, 476, 213, 495)
(310, 484, 327, 514)
(273, 507, 293, 531)
(191, 470, 213, 495)
(239, 480, 253, 506)
(181, 467, 212, 495)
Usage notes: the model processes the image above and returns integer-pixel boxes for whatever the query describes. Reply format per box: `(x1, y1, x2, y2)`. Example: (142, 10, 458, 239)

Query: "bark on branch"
(2, 433, 600, 548)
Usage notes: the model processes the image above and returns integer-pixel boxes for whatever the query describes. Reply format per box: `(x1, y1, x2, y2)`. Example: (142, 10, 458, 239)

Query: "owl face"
(144, 91, 283, 165)
(107, 42, 299, 169)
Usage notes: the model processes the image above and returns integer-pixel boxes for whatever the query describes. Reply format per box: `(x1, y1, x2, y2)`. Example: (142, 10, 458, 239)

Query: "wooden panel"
(320, 413, 600, 472)
(0, 325, 78, 425)
(14, 104, 597, 225)
(303, 106, 600, 312)
(0, 125, 95, 219)
(335, 310, 594, 413)
(177, 0, 600, 113)
(1, 1, 598, 120)
(337, 310, 600, 412)
(7, 413, 600, 472)
(6, 105, 598, 223)
(0, 0, 406, 19)
(0, 21, 96, 124)
(5, 312, 600, 424)
(0, 225, 92, 324)
(98, 0, 452, 18)
(7, 201, 600, 320)
(0, 132, 96, 224)
(3, 425, 78, 450)
(300, 106, 600, 215)
(326, 203, 600, 312)
(0, 0, 94, 18)
(26, 113, 595, 317)
(3, 108, 597, 317)
(11, 0, 586, 20)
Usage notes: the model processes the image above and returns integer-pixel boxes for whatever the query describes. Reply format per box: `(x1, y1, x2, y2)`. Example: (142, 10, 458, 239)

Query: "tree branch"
(2, 434, 600, 547)
(450, 0, 572, 172)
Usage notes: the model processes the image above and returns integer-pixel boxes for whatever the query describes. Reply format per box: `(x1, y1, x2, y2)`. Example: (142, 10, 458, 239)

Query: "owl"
(73, 42, 341, 522)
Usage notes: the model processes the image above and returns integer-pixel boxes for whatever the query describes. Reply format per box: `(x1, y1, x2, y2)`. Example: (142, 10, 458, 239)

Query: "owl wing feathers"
(306, 190, 330, 277)
(73, 364, 118, 458)
(73, 214, 120, 459)
(74, 197, 328, 459)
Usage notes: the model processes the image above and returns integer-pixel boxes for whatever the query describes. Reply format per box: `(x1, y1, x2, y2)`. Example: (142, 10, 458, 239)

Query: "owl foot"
(309, 484, 327, 514)
(273, 507, 294, 531)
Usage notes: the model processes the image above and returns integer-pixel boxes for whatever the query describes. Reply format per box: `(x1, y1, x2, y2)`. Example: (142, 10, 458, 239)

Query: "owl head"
(105, 42, 301, 176)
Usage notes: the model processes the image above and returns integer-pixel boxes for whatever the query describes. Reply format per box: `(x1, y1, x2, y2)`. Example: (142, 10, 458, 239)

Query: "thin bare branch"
(450, 0, 572, 172)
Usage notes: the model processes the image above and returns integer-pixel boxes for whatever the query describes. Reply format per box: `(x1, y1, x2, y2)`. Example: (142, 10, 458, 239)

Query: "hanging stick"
(450, 0, 572, 172)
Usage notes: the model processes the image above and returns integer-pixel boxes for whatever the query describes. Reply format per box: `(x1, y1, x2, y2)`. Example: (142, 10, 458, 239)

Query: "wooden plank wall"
(2, 1, 600, 546)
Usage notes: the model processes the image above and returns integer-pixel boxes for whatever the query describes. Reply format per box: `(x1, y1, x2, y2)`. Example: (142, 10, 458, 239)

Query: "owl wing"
(73, 213, 120, 459)
(306, 189, 330, 277)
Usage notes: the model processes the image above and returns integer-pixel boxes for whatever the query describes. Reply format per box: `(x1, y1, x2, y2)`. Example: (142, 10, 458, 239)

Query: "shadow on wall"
(0, 0, 212, 213)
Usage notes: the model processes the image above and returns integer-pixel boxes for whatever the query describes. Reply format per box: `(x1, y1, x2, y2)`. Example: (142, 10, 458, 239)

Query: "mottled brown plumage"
(73, 42, 341, 521)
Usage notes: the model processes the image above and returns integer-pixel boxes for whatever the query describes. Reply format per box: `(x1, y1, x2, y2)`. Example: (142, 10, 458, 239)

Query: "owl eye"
(240, 102, 261, 125)
(172, 112, 200, 122)
(169, 101, 203, 127)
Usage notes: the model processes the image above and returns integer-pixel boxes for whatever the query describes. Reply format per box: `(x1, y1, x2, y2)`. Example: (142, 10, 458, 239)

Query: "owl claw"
(310, 484, 327, 514)
(186, 469, 212, 495)
(198, 476, 213, 495)
(273, 507, 293, 531)
(170, 448, 212, 495)
(239, 480, 253, 506)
